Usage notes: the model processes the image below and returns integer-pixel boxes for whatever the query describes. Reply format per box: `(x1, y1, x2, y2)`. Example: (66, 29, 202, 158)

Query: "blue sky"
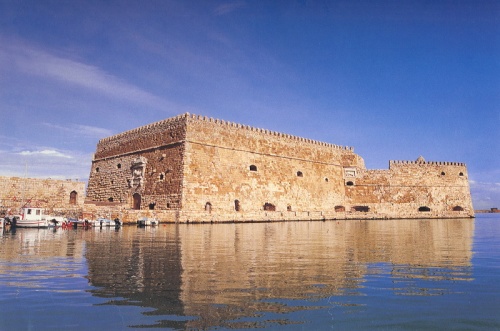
(0, 0, 498, 209)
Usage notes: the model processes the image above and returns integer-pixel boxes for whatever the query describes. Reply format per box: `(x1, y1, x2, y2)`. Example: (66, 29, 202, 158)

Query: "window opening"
(352, 206, 369, 212)
(297, 171, 303, 177)
(149, 203, 156, 210)
(249, 165, 257, 171)
(234, 200, 240, 212)
(69, 191, 77, 205)
(441, 171, 446, 176)
(205, 202, 212, 213)
(335, 205, 345, 212)
(459, 172, 464, 176)
(453, 206, 464, 211)
(117, 163, 121, 169)
(287, 205, 292, 211)
(263, 203, 276, 211)
(418, 206, 431, 212)
(346, 181, 354, 186)
(108, 197, 114, 202)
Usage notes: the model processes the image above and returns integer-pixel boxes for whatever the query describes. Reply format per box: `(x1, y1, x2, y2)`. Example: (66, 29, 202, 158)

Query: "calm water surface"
(1, 215, 499, 330)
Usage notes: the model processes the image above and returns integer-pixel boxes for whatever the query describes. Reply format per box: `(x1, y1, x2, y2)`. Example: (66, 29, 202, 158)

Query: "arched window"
(459, 172, 464, 176)
(441, 171, 446, 176)
(297, 171, 303, 177)
(287, 205, 292, 211)
(205, 202, 212, 213)
(346, 181, 354, 186)
(234, 200, 240, 212)
(159, 173, 164, 180)
(95, 167, 99, 173)
(149, 203, 156, 210)
(453, 206, 464, 211)
(325, 177, 329, 182)
(69, 191, 77, 205)
(117, 163, 121, 169)
(249, 165, 257, 171)
(335, 205, 345, 212)
(418, 206, 431, 212)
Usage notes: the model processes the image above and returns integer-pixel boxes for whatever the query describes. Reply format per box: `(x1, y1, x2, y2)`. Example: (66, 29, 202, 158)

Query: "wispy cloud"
(214, 1, 245, 16)
(0, 37, 173, 111)
(42, 122, 113, 139)
(18, 149, 73, 159)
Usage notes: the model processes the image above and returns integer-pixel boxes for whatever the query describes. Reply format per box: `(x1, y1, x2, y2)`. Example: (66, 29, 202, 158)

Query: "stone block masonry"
(0, 176, 85, 216)
(86, 113, 474, 223)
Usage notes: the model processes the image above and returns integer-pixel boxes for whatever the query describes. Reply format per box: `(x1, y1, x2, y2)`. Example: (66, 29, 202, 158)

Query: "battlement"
(389, 160, 466, 167)
(98, 113, 354, 152)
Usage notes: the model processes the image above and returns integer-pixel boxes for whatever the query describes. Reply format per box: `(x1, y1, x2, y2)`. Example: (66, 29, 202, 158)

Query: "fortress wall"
(93, 114, 187, 159)
(0, 176, 85, 214)
(179, 115, 365, 220)
(87, 144, 185, 209)
(87, 115, 188, 208)
(344, 161, 473, 218)
(185, 114, 364, 167)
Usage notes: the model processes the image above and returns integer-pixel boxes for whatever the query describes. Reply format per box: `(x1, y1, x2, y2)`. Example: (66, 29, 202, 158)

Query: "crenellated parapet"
(389, 160, 466, 167)
(184, 113, 354, 151)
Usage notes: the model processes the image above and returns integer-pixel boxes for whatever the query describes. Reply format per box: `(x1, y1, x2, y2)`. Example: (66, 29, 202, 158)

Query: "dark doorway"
(133, 193, 141, 210)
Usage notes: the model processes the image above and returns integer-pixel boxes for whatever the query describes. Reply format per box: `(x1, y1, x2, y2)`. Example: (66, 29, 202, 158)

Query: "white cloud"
(18, 149, 73, 159)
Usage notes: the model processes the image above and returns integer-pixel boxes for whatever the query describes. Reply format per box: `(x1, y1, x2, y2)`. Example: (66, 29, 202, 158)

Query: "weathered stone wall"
(0, 176, 85, 215)
(181, 114, 362, 221)
(85, 113, 474, 223)
(87, 115, 186, 210)
(344, 160, 474, 218)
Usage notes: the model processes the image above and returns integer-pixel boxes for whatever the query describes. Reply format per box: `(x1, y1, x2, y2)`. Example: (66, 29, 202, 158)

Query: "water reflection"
(82, 219, 474, 329)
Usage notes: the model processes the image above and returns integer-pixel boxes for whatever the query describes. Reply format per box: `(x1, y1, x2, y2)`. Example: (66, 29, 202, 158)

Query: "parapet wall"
(184, 113, 364, 168)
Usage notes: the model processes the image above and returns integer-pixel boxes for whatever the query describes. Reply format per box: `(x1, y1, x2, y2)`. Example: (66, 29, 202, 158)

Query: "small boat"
(96, 218, 121, 228)
(15, 207, 50, 228)
(137, 217, 159, 227)
(14, 207, 67, 228)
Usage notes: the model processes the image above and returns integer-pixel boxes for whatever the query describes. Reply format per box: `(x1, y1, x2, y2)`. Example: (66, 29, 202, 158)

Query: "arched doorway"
(133, 193, 141, 210)
(69, 191, 77, 205)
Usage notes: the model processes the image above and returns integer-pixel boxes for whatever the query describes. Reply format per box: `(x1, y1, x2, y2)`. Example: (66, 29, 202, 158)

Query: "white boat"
(96, 218, 121, 228)
(137, 217, 159, 227)
(15, 207, 65, 228)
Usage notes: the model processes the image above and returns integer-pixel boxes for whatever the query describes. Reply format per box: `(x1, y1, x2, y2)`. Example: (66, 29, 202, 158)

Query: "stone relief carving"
(129, 156, 147, 189)
(344, 167, 356, 178)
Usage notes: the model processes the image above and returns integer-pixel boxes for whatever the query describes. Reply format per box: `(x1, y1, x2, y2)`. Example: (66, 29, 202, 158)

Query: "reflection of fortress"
(85, 219, 474, 329)
(86, 113, 474, 223)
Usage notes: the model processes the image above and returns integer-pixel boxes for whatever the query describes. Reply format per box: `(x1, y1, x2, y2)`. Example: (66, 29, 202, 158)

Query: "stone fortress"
(85, 113, 474, 223)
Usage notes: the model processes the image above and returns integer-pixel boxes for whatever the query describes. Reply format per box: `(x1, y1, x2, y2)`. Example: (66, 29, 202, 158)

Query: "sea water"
(0, 214, 499, 330)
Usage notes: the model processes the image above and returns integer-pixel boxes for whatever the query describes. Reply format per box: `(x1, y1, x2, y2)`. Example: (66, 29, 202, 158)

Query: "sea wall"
(0, 176, 85, 215)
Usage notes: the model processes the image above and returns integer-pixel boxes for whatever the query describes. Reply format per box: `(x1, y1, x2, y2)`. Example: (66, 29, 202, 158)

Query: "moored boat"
(137, 217, 159, 227)
(14, 207, 66, 228)
(15, 207, 50, 228)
